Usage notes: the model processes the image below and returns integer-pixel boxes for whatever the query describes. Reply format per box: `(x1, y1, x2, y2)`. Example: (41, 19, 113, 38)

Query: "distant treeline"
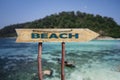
(0, 11, 120, 38)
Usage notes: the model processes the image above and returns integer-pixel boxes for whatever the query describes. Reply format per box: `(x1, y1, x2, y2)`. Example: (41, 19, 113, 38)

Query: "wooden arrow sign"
(16, 28, 99, 42)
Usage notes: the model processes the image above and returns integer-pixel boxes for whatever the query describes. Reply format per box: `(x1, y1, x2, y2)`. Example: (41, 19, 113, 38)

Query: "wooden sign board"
(16, 29, 99, 42)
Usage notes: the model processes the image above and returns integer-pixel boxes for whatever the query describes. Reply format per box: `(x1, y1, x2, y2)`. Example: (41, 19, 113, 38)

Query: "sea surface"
(0, 38, 120, 80)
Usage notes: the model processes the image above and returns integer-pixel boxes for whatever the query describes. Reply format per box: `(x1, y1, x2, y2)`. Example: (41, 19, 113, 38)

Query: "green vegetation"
(0, 11, 120, 38)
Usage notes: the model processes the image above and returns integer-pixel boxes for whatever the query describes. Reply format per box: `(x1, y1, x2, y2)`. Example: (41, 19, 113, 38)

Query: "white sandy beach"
(95, 36, 120, 40)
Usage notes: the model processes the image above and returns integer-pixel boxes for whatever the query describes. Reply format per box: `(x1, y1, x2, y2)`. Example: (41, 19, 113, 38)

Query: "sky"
(0, 0, 120, 28)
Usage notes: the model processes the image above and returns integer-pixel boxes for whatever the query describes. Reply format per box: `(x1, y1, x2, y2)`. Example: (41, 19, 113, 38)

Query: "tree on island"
(0, 11, 120, 38)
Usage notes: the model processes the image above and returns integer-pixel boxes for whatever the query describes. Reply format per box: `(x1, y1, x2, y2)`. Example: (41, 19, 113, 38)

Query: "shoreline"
(95, 36, 120, 40)
(0, 36, 120, 40)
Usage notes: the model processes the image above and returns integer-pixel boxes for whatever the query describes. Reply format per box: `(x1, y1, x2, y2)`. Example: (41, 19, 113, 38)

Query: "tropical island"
(0, 11, 120, 38)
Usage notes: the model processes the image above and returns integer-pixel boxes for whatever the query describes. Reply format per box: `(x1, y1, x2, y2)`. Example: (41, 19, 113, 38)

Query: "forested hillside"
(0, 11, 120, 38)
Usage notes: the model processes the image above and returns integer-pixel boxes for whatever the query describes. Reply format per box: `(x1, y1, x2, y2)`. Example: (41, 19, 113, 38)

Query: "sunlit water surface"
(0, 38, 120, 80)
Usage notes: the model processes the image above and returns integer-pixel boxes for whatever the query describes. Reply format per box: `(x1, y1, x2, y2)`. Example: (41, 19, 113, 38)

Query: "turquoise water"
(0, 38, 120, 80)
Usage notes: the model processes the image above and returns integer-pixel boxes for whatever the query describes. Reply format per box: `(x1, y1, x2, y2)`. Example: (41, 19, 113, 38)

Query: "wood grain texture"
(16, 28, 99, 42)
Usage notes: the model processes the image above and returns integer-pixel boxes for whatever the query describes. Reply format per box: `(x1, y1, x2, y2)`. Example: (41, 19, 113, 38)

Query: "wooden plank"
(16, 28, 99, 42)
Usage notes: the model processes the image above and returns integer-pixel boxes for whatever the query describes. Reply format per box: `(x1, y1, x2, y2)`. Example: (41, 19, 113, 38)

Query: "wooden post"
(61, 42, 65, 80)
(38, 42, 43, 80)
